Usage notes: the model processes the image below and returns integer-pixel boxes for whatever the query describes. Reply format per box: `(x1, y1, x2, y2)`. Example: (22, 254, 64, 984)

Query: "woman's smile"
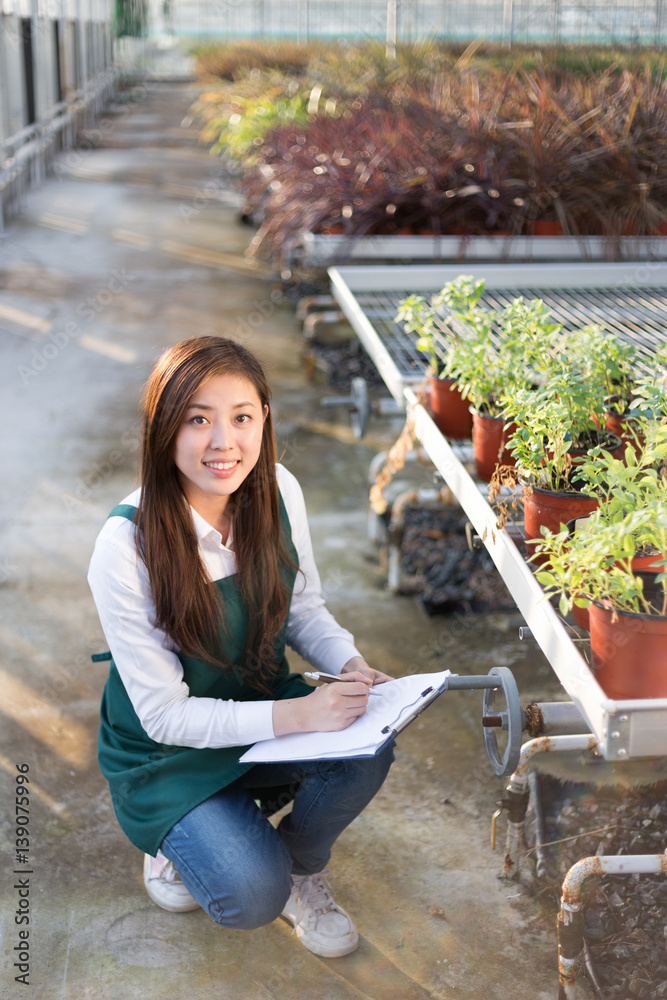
(203, 459, 240, 475)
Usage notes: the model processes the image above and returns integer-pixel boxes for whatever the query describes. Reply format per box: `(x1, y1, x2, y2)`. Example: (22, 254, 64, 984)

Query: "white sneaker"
(143, 851, 200, 913)
(281, 869, 359, 958)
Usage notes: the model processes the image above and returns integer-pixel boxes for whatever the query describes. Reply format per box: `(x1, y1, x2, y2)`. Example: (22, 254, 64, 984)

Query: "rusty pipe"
(557, 904, 584, 1000)
(296, 294, 335, 320)
(558, 852, 667, 999)
(524, 702, 589, 738)
(503, 735, 598, 878)
(302, 309, 345, 340)
(528, 769, 548, 879)
(509, 735, 599, 792)
(387, 489, 419, 593)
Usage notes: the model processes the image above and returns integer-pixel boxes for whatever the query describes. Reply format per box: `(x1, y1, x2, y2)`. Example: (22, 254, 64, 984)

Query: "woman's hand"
(272, 657, 392, 737)
(340, 656, 393, 687)
(273, 680, 372, 736)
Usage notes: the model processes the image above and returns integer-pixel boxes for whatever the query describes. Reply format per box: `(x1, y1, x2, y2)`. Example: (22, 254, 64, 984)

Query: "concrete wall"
(0, 0, 114, 148)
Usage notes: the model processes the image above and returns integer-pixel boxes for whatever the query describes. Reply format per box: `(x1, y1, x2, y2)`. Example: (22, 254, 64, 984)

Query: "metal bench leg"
(494, 734, 598, 878)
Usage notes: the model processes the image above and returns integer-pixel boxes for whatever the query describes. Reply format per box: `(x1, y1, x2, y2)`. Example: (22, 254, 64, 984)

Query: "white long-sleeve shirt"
(88, 464, 361, 750)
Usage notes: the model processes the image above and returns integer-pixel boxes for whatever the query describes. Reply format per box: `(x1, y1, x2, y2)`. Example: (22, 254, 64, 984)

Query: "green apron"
(97, 492, 312, 856)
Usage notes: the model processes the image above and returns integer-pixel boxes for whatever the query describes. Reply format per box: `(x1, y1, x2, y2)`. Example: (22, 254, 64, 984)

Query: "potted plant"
(557, 420, 667, 627)
(609, 364, 667, 455)
(396, 286, 474, 439)
(576, 419, 667, 516)
(442, 281, 560, 480)
(533, 502, 667, 700)
(564, 324, 646, 449)
(500, 346, 622, 555)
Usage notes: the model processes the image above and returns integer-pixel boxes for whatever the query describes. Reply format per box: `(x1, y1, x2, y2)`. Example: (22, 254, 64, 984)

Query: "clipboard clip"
(380, 668, 522, 777)
(380, 683, 445, 735)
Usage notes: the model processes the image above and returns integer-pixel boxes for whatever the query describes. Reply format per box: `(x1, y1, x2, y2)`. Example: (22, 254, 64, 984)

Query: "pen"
(304, 671, 382, 695)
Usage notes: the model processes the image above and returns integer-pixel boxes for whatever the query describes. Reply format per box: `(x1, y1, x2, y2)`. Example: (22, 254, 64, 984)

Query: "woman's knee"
(206, 861, 291, 930)
(337, 741, 395, 790)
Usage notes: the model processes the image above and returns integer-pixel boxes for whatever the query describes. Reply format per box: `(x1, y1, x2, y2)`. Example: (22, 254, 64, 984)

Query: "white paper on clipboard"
(239, 670, 451, 763)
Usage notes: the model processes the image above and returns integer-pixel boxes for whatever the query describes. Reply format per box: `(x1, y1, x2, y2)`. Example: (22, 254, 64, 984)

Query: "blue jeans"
(160, 745, 394, 929)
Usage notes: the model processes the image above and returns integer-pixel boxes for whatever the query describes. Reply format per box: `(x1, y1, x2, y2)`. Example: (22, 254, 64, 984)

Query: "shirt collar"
(189, 505, 233, 550)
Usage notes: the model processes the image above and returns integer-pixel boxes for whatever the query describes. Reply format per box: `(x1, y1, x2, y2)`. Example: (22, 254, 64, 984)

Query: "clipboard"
(239, 669, 452, 763)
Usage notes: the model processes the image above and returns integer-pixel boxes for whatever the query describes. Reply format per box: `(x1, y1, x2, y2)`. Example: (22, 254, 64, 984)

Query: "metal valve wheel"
(446, 667, 523, 777)
(481, 666, 523, 776)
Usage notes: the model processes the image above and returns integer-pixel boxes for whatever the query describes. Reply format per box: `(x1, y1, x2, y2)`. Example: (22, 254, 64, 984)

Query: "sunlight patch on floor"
(0, 665, 93, 769)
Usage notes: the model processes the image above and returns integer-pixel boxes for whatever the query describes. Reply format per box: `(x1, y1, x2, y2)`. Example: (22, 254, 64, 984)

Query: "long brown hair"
(137, 336, 295, 692)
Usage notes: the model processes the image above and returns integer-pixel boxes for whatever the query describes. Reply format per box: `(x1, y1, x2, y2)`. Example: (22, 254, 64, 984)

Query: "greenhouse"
(2, 5, 667, 999)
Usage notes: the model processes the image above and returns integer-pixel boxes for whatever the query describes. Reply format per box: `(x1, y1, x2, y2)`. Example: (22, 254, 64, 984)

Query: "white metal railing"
(0, 69, 117, 234)
(165, 0, 667, 45)
(294, 233, 667, 271)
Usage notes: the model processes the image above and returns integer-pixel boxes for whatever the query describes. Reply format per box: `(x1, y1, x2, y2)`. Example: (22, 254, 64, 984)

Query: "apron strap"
(108, 503, 139, 521)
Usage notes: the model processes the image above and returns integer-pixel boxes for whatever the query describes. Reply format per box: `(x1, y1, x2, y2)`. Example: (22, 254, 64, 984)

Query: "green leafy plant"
(441, 291, 499, 407)
(395, 287, 456, 376)
(533, 423, 667, 615)
(192, 75, 313, 166)
(575, 419, 667, 511)
(563, 325, 640, 415)
(534, 503, 667, 617)
(627, 364, 667, 421)
(399, 277, 563, 412)
(501, 346, 613, 491)
(397, 275, 495, 381)
(442, 284, 559, 413)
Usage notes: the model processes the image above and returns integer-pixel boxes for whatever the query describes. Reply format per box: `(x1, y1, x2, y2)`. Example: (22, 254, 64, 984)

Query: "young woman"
(88, 336, 394, 958)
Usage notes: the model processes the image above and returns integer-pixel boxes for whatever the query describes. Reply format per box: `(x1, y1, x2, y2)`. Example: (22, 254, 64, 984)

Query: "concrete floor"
(0, 80, 582, 999)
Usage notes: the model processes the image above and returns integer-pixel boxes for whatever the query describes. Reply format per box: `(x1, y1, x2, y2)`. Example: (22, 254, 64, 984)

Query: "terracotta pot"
(546, 431, 624, 467)
(563, 514, 666, 628)
(565, 518, 666, 574)
(471, 410, 516, 482)
(572, 599, 590, 631)
(589, 602, 667, 700)
(532, 219, 564, 236)
(429, 377, 473, 439)
(523, 485, 599, 562)
(604, 410, 645, 457)
(630, 551, 667, 572)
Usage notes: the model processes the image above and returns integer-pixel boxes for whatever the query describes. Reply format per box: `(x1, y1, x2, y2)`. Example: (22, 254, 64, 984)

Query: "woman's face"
(174, 374, 267, 520)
